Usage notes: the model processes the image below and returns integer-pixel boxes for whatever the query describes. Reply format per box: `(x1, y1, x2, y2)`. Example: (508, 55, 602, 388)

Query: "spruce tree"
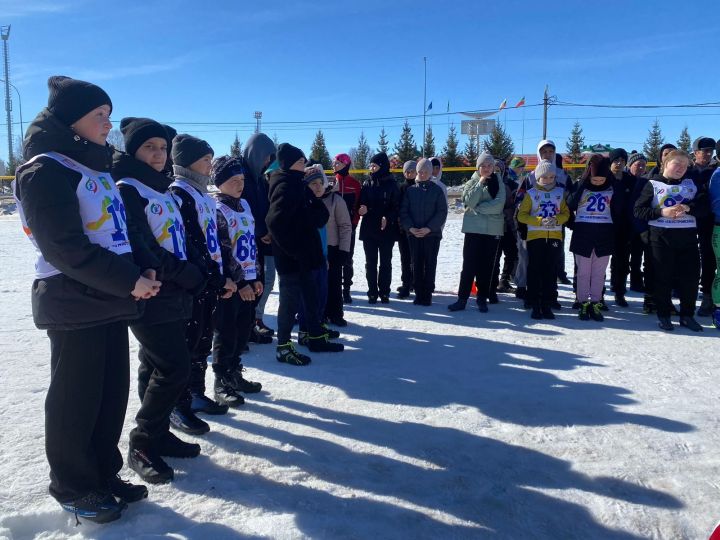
(230, 133, 242, 157)
(354, 131, 372, 182)
(377, 128, 390, 154)
(482, 122, 514, 161)
(309, 130, 332, 168)
(442, 124, 462, 186)
(643, 120, 665, 163)
(677, 126, 692, 153)
(565, 121, 585, 180)
(463, 133, 479, 168)
(394, 120, 419, 163)
(423, 124, 435, 158)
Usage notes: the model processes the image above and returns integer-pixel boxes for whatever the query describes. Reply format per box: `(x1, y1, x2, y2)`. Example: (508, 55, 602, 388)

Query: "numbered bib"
(216, 198, 257, 280)
(649, 179, 698, 229)
(575, 188, 613, 224)
(527, 186, 564, 232)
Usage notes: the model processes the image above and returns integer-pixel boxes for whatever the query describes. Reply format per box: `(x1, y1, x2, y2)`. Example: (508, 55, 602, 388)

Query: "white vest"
(116, 177, 187, 260)
(527, 186, 564, 232)
(216, 198, 257, 280)
(171, 178, 223, 271)
(575, 188, 613, 224)
(648, 179, 698, 229)
(14, 151, 132, 279)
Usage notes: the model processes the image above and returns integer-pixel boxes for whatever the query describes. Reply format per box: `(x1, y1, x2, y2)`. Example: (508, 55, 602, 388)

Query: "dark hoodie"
(241, 133, 276, 255)
(567, 176, 623, 257)
(112, 151, 205, 325)
(358, 158, 400, 242)
(14, 108, 141, 329)
(266, 168, 329, 275)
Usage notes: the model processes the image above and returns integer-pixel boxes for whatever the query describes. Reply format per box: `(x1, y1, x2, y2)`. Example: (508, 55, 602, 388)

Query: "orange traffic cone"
(470, 280, 478, 295)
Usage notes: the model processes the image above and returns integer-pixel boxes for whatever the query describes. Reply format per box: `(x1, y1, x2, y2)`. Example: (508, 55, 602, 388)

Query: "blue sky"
(2, 0, 720, 164)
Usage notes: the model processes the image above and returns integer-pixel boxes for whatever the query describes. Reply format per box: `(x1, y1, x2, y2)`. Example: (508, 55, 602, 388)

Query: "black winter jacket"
(266, 169, 329, 275)
(14, 108, 142, 330)
(567, 178, 623, 258)
(112, 151, 204, 325)
(399, 181, 448, 238)
(358, 172, 400, 242)
(241, 133, 276, 256)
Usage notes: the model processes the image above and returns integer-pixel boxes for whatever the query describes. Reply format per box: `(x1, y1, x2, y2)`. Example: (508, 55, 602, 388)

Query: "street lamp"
(0, 78, 23, 136)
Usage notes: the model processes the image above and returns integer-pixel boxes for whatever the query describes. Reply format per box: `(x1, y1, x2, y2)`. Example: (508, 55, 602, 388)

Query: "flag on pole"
(447, 100, 450, 113)
(498, 98, 507, 111)
(426, 101, 433, 112)
(515, 96, 526, 107)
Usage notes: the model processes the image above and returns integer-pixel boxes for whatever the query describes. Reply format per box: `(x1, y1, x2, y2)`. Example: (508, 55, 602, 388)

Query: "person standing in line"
(13, 76, 161, 522)
(357, 152, 400, 304)
(447, 152, 506, 313)
(627, 152, 648, 293)
(332, 153, 362, 304)
(607, 148, 636, 307)
(396, 160, 417, 299)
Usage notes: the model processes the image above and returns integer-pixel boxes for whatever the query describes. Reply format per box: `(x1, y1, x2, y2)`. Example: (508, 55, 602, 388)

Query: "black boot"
(307, 334, 344, 352)
(657, 316, 674, 331)
(254, 318, 275, 337)
(697, 295, 714, 317)
(477, 298, 489, 312)
(487, 292, 499, 304)
(642, 295, 656, 314)
(170, 406, 210, 435)
(541, 305, 556, 319)
(343, 290, 353, 304)
(328, 315, 348, 327)
(679, 315, 703, 332)
(190, 393, 229, 415)
(447, 298, 467, 312)
(213, 375, 245, 408)
(108, 475, 148, 503)
(276, 342, 311, 365)
(154, 431, 201, 458)
(229, 366, 262, 393)
(531, 305, 543, 320)
(515, 286, 527, 299)
(497, 279, 515, 293)
(614, 293, 628, 308)
(60, 491, 126, 524)
(128, 447, 174, 484)
(397, 285, 411, 299)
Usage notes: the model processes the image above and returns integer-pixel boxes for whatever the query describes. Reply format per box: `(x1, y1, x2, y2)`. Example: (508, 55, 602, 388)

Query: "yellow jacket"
(517, 183, 570, 241)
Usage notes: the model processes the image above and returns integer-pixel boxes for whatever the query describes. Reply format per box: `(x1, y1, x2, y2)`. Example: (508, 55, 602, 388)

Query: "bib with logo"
(171, 178, 222, 270)
(575, 188, 613, 224)
(648, 178, 697, 229)
(14, 151, 132, 279)
(527, 186, 564, 232)
(117, 177, 187, 260)
(216, 198, 257, 280)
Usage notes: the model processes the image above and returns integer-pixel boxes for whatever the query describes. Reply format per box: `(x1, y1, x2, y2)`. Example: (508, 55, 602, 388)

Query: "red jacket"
(335, 173, 362, 227)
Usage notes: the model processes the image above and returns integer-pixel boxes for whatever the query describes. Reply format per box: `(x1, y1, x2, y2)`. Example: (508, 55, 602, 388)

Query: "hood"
(23, 107, 113, 171)
(111, 150, 172, 193)
(430, 156, 442, 181)
(242, 133, 276, 180)
(536, 139, 556, 163)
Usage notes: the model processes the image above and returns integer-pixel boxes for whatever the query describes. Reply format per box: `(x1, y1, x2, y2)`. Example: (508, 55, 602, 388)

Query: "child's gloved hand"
(541, 217, 557, 228)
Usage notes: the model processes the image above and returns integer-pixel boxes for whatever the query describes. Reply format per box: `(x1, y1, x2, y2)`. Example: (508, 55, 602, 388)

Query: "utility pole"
(1, 26, 12, 170)
(254, 111, 262, 133)
(422, 56, 427, 158)
(542, 84, 549, 140)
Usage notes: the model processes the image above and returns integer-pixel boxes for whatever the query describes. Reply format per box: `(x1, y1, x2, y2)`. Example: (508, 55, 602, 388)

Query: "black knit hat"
(627, 152, 647, 167)
(119, 117, 170, 156)
(171, 134, 214, 168)
(692, 136, 716, 152)
(658, 143, 677, 163)
(211, 155, 245, 187)
(370, 152, 390, 174)
(47, 75, 112, 126)
(276, 143, 306, 170)
(608, 148, 628, 163)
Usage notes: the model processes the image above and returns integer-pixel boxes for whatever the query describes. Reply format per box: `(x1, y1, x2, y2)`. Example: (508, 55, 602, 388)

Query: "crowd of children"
(12, 75, 720, 524)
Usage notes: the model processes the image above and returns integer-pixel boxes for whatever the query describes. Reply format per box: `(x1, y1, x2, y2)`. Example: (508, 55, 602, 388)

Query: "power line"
(555, 100, 720, 109)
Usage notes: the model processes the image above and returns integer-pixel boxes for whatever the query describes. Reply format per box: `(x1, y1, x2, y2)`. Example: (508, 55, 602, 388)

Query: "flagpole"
(521, 105, 525, 155)
(423, 56, 427, 158)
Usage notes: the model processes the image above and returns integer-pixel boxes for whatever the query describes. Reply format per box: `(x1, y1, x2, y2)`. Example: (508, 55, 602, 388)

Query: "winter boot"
(488, 292, 499, 304)
(530, 305, 543, 320)
(248, 325, 273, 344)
(679, 316, 703, 332)
(614, 293, 628, 308)
(170, 406, 210, 435)
(497, 278, 516, 293)
(108, 475, 148, 503)
(515, 286, 527, 299)
(642, 295, 656, 314)
(380, 295, 390, 304)
(397, 285, 411, 299)
(254, 319, 275, 337)
(328, 315, 348, 327)
(128, 447, 174, 484)
(154, 431, 201, 458)
(213, 375, 245, 408)
(589, 302, 604, 322)
(321, 323, 341, 339)
(307, 334, 344, 352)
(477, 298, 489, 313)
(276, 342, 311, 365)
(578, 301, 591, 321)
(229, 366, 262, 393)
(368, 295, 378, 304)
(447, 299, 467, 312)
(657, 317, 674, 331)
(298, 331, 310, 347)
(343, 290, 353, 304)
(696, 295, 714, 317)
(558, 274, 572, 285)
(190, 393, 229, 415)
(541, 305, 556, 320)
(60, 491, 126, 524)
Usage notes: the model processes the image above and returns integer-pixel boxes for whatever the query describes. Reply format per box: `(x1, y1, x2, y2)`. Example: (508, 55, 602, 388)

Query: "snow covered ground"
(1, 211, 719, 540)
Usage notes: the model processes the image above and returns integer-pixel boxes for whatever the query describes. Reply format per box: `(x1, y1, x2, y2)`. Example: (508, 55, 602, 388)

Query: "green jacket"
(461, 172, 506, 236)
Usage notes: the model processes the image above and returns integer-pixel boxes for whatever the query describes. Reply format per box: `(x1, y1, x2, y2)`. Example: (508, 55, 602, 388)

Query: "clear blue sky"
(2, 0, 720, 164)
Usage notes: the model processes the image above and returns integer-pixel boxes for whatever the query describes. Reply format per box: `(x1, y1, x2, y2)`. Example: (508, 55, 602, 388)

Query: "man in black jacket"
(608, 148, 636, 307)
(266, 144, 343, 365)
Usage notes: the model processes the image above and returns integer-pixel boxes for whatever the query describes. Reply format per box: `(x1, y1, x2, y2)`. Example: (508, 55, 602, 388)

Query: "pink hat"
(334, 153, 352, 165)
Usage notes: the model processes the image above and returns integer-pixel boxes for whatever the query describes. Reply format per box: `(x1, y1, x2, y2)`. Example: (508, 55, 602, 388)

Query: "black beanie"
(370, 152, 391, 174)
(277, 143, 306, 170)
(211, 155, 245, 187)
(608, 148, 628, 163)
(171, 134, 214, 168)
(119, 117, 170, 156)
(658, 143, 677, 163)
(47, 75, 112, 126)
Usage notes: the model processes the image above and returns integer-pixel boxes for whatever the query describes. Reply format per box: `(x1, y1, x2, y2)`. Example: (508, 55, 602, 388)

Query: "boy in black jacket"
(113, 117, 206, 484)
(266, 144, 343, 365)
(634, 149, 709, 331)
(13, 77, 161, 522)
(399, 158, 448, 305)
(170, 135, 237, 432)
(210, 156, 264, 406)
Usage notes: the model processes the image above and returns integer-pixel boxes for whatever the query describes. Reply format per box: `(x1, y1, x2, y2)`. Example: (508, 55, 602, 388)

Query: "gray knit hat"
(476, 152, 495, 168)
(403, 160, 417, 174)
(534, 159, 556, 179)
(416, 158, 433, 176)
(627, 152, 647, 167)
